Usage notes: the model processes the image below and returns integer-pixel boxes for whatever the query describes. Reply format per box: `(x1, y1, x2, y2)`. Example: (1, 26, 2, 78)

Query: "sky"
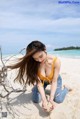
(0, 0, 80, 54)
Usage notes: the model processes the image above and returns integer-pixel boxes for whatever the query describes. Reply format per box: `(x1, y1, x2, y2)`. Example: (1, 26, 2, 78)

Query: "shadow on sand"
(9, 91, 50, 117)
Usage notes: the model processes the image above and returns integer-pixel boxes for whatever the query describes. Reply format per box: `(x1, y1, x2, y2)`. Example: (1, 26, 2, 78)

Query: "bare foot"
(63, 85, 73, 92)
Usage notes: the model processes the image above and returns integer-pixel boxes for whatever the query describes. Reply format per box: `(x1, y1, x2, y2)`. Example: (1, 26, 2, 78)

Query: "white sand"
(0, 56, 80, 119)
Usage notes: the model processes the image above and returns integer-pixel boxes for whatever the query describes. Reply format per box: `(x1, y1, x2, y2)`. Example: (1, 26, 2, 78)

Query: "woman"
(7, 40, 69, 112)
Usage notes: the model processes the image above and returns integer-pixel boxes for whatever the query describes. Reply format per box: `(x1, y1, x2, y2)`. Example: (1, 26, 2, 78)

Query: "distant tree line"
(54, 46, 80, 51)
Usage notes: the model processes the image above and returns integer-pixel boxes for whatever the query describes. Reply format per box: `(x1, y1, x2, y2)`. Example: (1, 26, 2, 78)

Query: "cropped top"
(38, 57, 57, 84)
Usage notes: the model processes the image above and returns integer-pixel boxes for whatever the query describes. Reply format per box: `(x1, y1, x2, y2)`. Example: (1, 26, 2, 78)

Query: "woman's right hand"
(42, 100, 48, 111)
(42, 100, 53, 112)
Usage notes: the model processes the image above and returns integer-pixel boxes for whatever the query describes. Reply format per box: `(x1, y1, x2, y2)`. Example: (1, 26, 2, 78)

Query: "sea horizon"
(2, 49, 80, 60)
(48, 49, 80, 59)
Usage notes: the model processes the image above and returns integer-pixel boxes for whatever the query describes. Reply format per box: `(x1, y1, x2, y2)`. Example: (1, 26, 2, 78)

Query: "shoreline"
(2, 53, 80, 60)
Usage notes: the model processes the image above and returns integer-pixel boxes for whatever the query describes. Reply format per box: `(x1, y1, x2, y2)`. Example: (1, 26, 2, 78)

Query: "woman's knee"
(32, 93, 42, 103)
(54, 96, 64, 103)
(32, 86, 42, 103)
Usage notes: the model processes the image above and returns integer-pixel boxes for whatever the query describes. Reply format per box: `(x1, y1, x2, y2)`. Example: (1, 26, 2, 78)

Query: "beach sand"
(0, 56, 80, 119)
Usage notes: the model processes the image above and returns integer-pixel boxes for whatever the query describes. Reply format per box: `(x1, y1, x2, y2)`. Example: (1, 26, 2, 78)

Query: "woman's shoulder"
(47, 54, 57, 60)
(47, 54, 60, 65)
(46, 54, 56, 65)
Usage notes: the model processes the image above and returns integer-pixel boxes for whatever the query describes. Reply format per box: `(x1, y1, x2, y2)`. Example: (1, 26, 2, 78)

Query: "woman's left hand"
(48, 99, 57, 110)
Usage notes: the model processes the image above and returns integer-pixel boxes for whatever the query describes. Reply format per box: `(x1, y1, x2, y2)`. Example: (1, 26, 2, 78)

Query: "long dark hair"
(7, 40, 46, 85)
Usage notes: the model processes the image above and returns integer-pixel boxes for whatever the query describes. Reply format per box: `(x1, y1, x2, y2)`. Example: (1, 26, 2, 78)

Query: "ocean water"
(48, 50, 80, 59)
(1, 50, 80, 60)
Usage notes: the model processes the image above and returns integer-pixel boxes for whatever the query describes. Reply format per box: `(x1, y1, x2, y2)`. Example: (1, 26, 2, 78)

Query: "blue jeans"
(32, 75, 69, 103)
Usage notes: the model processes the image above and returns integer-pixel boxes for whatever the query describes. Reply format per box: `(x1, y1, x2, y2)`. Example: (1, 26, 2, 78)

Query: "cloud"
(0, 0, 80, 34)
(0, 12, 80, 34)
(46, 44, 54, 49)
(0, 0, 80, 54)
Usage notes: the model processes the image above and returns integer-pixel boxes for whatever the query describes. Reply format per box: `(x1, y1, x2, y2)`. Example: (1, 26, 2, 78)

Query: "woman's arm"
(49, 58, 61, 101)
(37, 81, 47, 102)
(37, 79, 50, 110)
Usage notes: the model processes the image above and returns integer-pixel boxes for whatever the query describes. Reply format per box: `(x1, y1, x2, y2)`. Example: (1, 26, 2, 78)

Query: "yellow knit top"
(38, 57, 57, 84)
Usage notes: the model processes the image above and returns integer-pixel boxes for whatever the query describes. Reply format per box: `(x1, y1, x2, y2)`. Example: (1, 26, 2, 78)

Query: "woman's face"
(32, 51, 47, 63)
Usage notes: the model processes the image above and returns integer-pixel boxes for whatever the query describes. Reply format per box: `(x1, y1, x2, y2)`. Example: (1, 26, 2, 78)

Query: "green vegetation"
(54, 46, 80, 51)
